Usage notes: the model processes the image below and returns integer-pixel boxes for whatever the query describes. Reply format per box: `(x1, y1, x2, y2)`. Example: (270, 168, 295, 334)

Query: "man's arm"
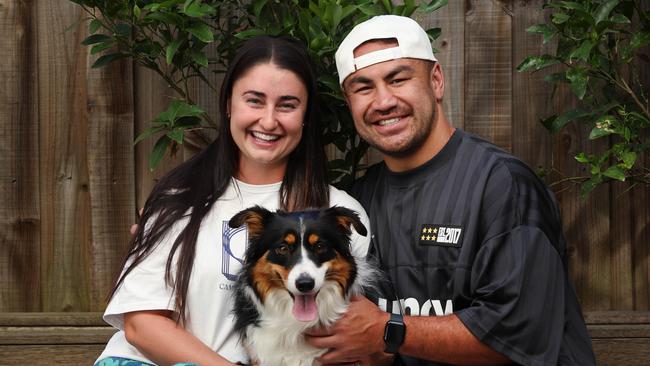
(306, 296, 510, 365)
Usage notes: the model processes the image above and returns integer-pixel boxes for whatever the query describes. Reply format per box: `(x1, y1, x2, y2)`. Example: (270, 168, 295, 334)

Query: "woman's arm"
(124, 310, 236, 366)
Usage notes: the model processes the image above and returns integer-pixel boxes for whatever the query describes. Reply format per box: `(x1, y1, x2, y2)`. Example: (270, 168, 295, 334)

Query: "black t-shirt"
(350, 129, 595, 366)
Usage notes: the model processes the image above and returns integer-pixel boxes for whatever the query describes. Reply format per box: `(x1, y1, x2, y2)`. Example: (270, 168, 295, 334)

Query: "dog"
(228, 205, 375, 366)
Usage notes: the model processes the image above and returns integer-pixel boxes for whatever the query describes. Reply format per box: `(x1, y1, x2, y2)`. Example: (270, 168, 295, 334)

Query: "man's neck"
(383, 117, 455, 173)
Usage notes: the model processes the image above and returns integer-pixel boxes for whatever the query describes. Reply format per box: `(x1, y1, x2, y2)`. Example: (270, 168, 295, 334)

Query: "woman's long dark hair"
(109, 36, 329, 322)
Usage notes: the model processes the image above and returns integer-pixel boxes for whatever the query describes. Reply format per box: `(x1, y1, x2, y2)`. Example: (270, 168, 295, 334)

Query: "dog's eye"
(275, 244, 290, 256)
(314, 242, 328, 254)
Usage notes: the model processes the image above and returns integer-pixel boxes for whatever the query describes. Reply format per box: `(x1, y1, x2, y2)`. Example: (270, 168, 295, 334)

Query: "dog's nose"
(295, 274, 315, 293)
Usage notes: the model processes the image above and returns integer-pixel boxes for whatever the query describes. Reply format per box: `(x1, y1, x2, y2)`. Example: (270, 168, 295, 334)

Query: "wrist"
(383, 312, 406, 354)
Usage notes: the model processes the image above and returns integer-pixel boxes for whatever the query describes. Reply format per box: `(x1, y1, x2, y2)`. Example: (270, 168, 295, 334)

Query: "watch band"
(383, 312, 405, 354)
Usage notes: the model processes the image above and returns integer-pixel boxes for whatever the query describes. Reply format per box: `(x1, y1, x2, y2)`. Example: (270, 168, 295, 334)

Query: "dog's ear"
(229, 206, 272, 240)
(324, 206, 367, 237)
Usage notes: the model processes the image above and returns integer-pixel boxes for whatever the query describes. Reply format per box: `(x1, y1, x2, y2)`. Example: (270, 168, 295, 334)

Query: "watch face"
(384, 320, 405, 343)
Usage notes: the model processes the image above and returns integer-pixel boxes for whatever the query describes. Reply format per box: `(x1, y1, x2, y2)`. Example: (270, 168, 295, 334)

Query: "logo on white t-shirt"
(221, 221, 248, 281)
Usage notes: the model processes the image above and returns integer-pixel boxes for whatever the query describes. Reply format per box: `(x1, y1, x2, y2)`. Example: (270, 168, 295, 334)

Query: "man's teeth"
(251, 131, 280, 141)
(378, 118, 399, 126)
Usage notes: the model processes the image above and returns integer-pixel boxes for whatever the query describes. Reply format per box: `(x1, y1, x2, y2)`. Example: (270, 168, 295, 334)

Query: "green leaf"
(89, 19, 101, 34)
(595, 0, 620, 24)
(575, 152, 590, 163)
(90, 42, 114, 55)
(421, 0, 448, 13)
(566, 67, 588, 99)
(403, 0, 417, 16)
(426, 28, 442, 41)
(150, 135, 171, 171)
(552, 2, 586, 11)
(167, 128, 185, 144)
(580, 175, 603, 197)
(171, 101, 204, 120)
(527, 24, 556, 44)
(589, 115, 616, 140)
(190, 49, 208, 67)
(630, 31, 650, 50)
(542, 107, 590, 133)
(329, 4, 343, 31)
(183, 0, 216, 17)
(133, 4, 141, 18)
(146, 12, 185, 25)
(358, 3, 384, 17)
(235, 28, 266, 40)
(381, 0, 392, 13)
(91, 53, 125, 68)
(603, 165, 626, 181)
(114, 23, 132, 38)
(552, 13, 570, 24)
(516, 55, 559, 72)
(187, 22, 214, 43)
(166, 39, 183, 65)
(569, 40, 595, 62)
(134, 126, 164, 145)
(253, 0, 268, 18)
(620, 151, 637, 169)
(154, 101, 205, 125)
(589, 127, 613, 139)
(82, 34, 112, 45)
(340, 5, 358, 23)
(609, 14, 631, 24)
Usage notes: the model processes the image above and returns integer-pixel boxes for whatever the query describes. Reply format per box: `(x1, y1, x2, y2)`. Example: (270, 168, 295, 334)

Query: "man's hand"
(305, 295, 391, 365)
(131, 208, 144, 235)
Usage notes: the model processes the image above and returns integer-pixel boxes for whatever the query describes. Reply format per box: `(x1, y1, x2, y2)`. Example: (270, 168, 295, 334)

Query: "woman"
(94, 36, 370, 366)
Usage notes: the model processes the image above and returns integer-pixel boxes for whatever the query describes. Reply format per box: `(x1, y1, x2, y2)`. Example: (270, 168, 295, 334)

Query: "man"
(305, 15, 596, 365)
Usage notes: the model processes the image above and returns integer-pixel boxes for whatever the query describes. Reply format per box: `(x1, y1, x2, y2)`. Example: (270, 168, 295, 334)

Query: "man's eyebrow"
(384, 65, 415, 80)
(346, 75, 373, 87)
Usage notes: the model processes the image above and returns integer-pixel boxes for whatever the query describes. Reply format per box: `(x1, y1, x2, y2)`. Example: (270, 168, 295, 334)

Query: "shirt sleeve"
(456, 225, 566, 365)
(103, 220, 185, 330)
(455, 158, 570, 365)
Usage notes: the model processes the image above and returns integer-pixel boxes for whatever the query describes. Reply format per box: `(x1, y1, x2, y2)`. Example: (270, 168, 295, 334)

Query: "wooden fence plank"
(554, 117, 612, 310)
(85, 36, 136, 311)
(0, 345, 105, 365)
(134, 66, 185, 209)
(0, 312, 105, 326)
(0, 0, 41, 312)
(37, 0, 95, 312)
(416, 1, 464, 128)
(511, 0, 555, 170)
(464, 0, 512, 150)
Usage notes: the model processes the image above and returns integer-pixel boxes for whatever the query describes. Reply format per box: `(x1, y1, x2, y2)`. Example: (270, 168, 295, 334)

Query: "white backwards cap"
(335, 15, 437, 85)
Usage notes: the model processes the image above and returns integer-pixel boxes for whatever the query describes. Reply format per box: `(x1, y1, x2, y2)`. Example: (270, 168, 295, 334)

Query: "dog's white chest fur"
(243, 282, 348, 366)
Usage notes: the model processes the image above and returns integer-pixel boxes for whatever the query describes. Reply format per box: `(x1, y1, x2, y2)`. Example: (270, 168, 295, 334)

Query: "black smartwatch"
(383, 312, 406, 354)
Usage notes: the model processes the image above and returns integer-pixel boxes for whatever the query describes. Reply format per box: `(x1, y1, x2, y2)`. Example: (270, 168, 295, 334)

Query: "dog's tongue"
(292, 294, 318, 322)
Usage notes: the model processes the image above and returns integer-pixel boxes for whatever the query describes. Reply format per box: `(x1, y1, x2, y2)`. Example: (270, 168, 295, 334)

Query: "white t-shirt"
(96, 179, 370, 364)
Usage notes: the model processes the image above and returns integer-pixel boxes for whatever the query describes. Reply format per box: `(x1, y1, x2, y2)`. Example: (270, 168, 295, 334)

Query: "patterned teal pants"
(94, 357, 198, 366)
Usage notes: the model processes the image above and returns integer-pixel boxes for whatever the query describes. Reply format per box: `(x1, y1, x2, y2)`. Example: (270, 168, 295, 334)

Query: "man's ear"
(341, 86, 351, 106)
(430, 62, 445, 101)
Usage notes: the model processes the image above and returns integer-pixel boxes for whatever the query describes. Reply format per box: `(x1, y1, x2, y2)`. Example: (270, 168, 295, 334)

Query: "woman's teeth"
(378, 118, 399, 126)
(251, 131, 280, 141)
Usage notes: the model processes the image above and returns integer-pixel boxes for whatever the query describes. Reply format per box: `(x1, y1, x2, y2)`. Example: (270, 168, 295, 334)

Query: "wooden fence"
(1, 0, 649, 364)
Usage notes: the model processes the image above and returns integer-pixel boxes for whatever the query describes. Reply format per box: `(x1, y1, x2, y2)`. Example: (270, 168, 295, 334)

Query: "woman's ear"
(226, 97, 231, 118)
